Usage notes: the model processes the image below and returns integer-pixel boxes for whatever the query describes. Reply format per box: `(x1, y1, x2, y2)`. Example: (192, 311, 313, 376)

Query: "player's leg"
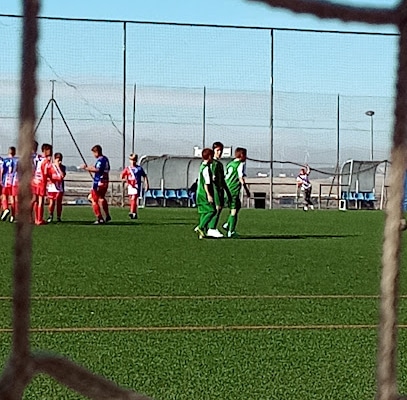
(98, 187, 111, 222)
(195, 202, 214, 238)
(36, 193, 46, 225)
(31, 187, 38, 223)
(10, 198, 17, 223)
(306, 189, 314, 209)
(1, 192, 10, 220)
(11, 186, 18, 222)
(91, 189, 104, 223)
(9, 196, 16, 223)
(226, 197, 241, 237)
(127, 186, 137, 219)
(225, 196, 237, 233)
(129, 194, 139, 219)
(47, 193, 55, 222)
(201, 208, 216, 232)
(195, 208, 216, 238)
(56, 192, 63, 221)
(207, 188, 224, 234)
(194, 206, 206, 238)
(133, 194, 139, 219)
(301, 189, 308, 211)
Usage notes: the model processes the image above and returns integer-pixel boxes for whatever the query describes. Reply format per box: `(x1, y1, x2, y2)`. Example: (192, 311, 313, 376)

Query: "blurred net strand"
(0, 1, 150, 399)
(248, 0, 398, 25)
(0, 0, 405, 399)
(249, 1, 407, 400)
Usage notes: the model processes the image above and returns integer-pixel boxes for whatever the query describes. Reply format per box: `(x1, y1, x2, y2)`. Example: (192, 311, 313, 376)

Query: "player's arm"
(204, 184, 213, 203)
(240, 177, 250, 198)
(82, 164, 99, 173)
(59, 162, 67, 179)
(143, 174, 149, 192)
(120, 168, 127, 180)
(219, 165, 232, 201)
(238, 163, 250, 198)
(202, 166, 213, 203)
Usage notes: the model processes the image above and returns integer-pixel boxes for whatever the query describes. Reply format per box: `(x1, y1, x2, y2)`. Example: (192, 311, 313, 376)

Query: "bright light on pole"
(365, 110, 375, 161)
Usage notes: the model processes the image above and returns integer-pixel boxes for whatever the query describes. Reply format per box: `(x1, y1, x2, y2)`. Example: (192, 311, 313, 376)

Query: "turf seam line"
(0, 294, 390, 301)
(0, 324, 406, 333)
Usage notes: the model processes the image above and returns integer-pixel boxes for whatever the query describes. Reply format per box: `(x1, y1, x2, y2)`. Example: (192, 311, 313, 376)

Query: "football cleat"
(227, 231, 239, 239)
(194, 226, 205, 239)
(1, 209, 10, 221)
(207, 229, 223, 238)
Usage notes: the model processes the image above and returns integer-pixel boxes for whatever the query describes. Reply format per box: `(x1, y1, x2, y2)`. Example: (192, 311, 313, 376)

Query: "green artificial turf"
(0, 207, 406, 399)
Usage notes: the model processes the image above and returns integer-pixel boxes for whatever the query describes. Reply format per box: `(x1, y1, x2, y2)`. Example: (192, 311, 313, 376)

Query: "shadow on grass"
(54, 220, 192, 227)
(237, 234, 357, 240)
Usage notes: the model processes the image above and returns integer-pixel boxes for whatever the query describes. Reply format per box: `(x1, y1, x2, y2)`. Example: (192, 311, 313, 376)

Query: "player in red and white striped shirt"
(47, 152, 66, 223)
(120, 153, 149, 219)
(32, 143, 52, 225)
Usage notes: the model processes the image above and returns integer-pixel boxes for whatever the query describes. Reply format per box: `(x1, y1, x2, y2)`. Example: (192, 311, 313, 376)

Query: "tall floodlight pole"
(336, 94, 340, 201)
(269, 29, 274, 210)
(365, 110, 375, 161)
(122, 22, 127, 169)
(336, 95, 340, 168)
(202, 86, 206, 149)
(132, 83, 137, 153)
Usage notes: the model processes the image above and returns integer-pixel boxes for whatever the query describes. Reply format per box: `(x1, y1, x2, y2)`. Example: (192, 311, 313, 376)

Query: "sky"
(0, 0, 400, 32)
(0, 1, 402, 169)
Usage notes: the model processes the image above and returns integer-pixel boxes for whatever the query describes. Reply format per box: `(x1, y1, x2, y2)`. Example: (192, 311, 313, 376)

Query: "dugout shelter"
(140, 155, 232, 206)
(339, 159, 385, 210)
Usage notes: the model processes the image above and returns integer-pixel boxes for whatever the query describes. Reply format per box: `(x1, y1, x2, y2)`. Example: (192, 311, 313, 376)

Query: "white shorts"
(128, 185, 139, 196)
(47, 183, 58, 193)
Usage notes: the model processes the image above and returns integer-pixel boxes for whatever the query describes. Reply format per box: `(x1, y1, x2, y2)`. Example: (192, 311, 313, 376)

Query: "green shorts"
(197, 202, 216, 214)
(228, 195, 241, 210)
(213, 188, 225, 207)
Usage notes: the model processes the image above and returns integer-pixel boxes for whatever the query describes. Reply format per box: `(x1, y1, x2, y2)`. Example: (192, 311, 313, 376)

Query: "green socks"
(208, 210, 221, 230)
(227, 214, 237, 232)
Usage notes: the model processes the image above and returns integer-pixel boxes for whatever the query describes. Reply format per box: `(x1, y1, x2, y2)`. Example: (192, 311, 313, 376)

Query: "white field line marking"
(0, 294, 392, 301)
(0, 324, 407, 333)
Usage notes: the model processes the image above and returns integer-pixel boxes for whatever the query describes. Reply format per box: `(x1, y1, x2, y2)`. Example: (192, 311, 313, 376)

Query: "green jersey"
(210, 158, 226, 190)
(196, 161, 214, 206)
(225, 159, 246, 197)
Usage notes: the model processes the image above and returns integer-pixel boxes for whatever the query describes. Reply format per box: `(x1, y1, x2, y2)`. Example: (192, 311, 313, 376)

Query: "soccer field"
(1, 207, 407, 399)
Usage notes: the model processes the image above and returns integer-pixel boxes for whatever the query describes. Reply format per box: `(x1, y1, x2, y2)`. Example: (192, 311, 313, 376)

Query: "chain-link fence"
(0, 14, 398, 174)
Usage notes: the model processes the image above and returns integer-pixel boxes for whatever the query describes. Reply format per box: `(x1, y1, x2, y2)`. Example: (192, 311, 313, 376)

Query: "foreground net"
(1, 0, 407, 399)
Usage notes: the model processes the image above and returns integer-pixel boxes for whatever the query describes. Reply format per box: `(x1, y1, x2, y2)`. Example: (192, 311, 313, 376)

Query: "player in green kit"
(194, 148, 217, 239)
(223, 147, 250, 238)
(206, 142, 232, 238)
